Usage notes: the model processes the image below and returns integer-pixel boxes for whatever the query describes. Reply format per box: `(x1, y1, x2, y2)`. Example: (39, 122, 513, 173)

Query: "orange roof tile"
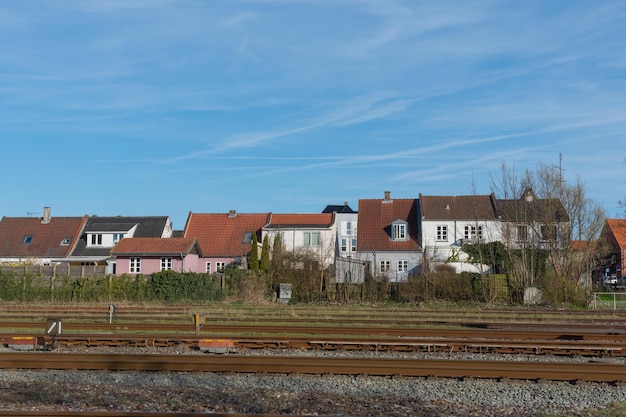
(356, 198, 420, 252)
(607, 219, 626, 248)
(0, 215, 88, 259)
(265, 213, 334, 228)
(183, 212, 270, 257)
(111, 237, 200, 256)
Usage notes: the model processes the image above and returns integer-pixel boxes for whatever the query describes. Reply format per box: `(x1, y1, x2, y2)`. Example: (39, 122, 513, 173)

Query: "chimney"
(41, 207, 51, 224)
(228, 210, 237, 218)
(383, 191, 392, 203)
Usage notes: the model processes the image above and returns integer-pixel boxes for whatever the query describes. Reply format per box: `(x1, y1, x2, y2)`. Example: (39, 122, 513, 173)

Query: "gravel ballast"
(0, 346, 624, 416)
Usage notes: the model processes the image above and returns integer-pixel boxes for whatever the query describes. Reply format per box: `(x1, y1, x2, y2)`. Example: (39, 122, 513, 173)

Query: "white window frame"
(205, 262, 211, 274)
(90, 233, 103, 246)
(161, 257, 172, 271)
(130, 257, 141, 274)
(351, 238, 357, 252)
(436, 225, 448, 242)
(216, 262, 226, 273)
(464, 225, 483, 242)
(303, 232, 320, 246)
(379, 260, 390, 273)
(392, 222, 407, 240)
(397, 260, 408, 273)
(113, 233, 124, 244)
(340, 238, 348, 252)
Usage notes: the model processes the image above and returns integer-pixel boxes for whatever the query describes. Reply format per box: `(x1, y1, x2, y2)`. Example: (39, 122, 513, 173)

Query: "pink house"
(111, 237, 204, 275)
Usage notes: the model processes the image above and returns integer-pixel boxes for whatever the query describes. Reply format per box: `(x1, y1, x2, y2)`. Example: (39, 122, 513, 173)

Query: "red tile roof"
(607, 219, 626, 248)
(265, 213, 334, 228)
(356, 198, 420, 252)
(183, 212, 270, 257)
(0, 215, 88, 259)
(419, 194, 498, 220)
(111, 237, 201, 256)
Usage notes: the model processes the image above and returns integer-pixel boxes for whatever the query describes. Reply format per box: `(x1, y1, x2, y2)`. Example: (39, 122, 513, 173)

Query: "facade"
(111, 237, 203, 275)
(323, 203, 360, 284)
(262, 212, 337, 270)
(68, 216, 173, 274)
(497, 188, 569, 251)
(598, 219, 626, 278)
(418, 194, 501, 272)
(355, 192, 422, 282)
(0, 207, 87, 265)
(183, 211, 270, 273)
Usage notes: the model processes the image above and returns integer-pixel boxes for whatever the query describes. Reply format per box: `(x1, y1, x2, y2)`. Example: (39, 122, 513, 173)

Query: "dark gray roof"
(70, 216, 170, 257)
(496, 188, 569, 223)
(322, 203, 356, 214)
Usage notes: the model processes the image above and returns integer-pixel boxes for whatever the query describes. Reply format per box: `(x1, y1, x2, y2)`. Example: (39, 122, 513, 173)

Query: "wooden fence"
(0, 264, 107, 278)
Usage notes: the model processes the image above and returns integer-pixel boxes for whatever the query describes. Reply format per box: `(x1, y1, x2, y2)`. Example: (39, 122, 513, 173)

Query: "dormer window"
(89, 233, 103, 246)
(113, 233, 124, 244)
(243, 232, 253, 244)
(391, 220, 408, 241)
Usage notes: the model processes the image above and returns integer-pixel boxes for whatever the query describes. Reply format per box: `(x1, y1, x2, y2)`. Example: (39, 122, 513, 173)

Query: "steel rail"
(8, 332, 623, 357)
(0, 352, 623, 382)
(2, 321, 626, 340)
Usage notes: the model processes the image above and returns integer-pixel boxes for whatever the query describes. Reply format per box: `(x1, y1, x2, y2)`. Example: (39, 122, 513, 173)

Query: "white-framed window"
(205, 262, 211, 273)
(397, 260, 408, 273)
(517, 225, 528, 242)
(392, 222, 407, 240)
(345, 221, 353, 235)
(379, 260, 390, 273)
(341, 238, 348, 252)
(130, 257, 141, 274)
(161, 257, 172, 271)
(303, 232, 320, 246)
(216, 262, 226, 273)
(541, 224, 557, 241)
(351, 238, 357, 252)
(90, 234, 103, 246)
(113, 233, 124, 244)
(436, 225, 448, 242)
(464, 225, 483, 242)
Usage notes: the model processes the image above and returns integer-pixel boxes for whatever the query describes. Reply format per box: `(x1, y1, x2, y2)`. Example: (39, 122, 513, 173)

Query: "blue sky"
(1, 1, 625, 229)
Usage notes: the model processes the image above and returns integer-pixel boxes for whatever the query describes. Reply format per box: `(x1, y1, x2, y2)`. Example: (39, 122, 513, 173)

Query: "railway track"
(0, 351, 623, 383)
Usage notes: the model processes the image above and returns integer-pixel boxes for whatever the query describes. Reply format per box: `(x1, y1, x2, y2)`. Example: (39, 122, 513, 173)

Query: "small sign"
(45, 318, 62, 336)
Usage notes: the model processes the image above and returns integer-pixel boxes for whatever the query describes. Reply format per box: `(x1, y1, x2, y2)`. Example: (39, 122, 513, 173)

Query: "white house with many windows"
(418, 194, 502, 272)
(262, 213, 337, 270)
(355, 192, 422, 282)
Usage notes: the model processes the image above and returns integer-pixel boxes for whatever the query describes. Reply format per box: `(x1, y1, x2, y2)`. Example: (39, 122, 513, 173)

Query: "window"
(397, 260, 408, 273)
(216, 262, 225, 273)
(379, 260, 390, 273)
(303, 232, 320, 246)
(392, 222, 407, 240)
(345, 221, 352, 235)
(243, 232, 253, 243)
(90, 234, 103, 246)
(436, 225, 448, 242)
(113, 233, 124, 244)
(341, 238, 348, 252)
(23, 235, 33, 244)
(205, 262, 211, 273)
(541, 224, 557, 241)
(351, 238, 357, 252)
(61, 238, 71, 245)
(464, 225, 483, 242)
(161, 257, 172, 271)
(517, 225, 528, 242)
(130, 257, 141, 274)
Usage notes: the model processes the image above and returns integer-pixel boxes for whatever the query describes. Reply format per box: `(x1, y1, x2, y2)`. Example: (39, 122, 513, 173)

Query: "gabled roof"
(183, 212, 270, 257)
(0, 214, 88, 259)
(264, 213, 335, 229)
(71, 216, 172, 257)
(356, 196, 420, 252)
(605, 219, 626, 249)
(322, 203, 356, 214)
(419, 194, 498, 220)
(496, 187, 569, 223)
(111, 237, 202, 257)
